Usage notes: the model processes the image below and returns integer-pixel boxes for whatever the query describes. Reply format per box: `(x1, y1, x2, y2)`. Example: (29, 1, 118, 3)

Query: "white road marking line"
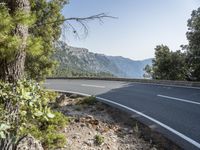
(157, 94, 200, 105)
(48, 89, 200, 149)
(81, 84, 105, 88)
(126, 81, 200, 90)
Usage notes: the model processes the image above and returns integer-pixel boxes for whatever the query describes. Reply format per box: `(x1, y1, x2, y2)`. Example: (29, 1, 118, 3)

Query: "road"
(45, 79, 200, 150)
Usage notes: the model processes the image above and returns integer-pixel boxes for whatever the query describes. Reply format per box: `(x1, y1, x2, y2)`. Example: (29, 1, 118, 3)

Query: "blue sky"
(62, 0, 200, 60)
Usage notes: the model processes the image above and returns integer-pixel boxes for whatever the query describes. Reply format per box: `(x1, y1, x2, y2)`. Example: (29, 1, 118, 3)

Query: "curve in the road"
(45, 79, 200, 150)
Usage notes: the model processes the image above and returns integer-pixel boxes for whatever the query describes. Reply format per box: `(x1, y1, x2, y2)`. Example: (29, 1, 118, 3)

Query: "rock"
(80, 123, 85, 127)
(64, 128, 67, 133)
(124, 128, 129, 131)
(56, 94, 66, 104)
(16, 135, 43, 150)
(86, 115, 94, 120)
(72, 133, 81, 139)
(89, 119, 99, 126)
(84, 140, 93, 146)
(150, 147, 158, 150)
(75, 118, 80, 123)
(129, 130, 134, 134)
(69, 94, 78, 98)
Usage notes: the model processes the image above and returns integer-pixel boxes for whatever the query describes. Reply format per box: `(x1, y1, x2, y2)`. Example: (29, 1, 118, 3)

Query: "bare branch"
(37, 13, 117, 26)
(36, 13, 117, 40)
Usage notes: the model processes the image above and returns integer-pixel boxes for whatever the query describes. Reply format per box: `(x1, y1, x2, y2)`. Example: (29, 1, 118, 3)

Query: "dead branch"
(36, 13, 117, 39)
(37, 13, 117, 26)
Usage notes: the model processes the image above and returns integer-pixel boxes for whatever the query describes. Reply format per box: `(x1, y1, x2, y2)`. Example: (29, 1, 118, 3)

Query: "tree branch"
(37, 13, 117, 26)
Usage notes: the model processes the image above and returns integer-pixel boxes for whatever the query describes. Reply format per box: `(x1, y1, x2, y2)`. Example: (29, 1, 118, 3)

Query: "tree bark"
(0, 0, 30, 82)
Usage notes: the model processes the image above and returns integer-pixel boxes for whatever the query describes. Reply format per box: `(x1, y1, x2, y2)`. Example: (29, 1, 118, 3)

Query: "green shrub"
(19, 124, 43, 141)
(43, 131, 66, 149)
(0, 80, 68, 149)
(78, 96, 97, 105)
(94, 134, 104, 145)
(48, 111, 69, 129)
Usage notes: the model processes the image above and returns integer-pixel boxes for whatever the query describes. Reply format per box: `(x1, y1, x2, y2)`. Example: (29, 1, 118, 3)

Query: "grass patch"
(77, 96, 97, 105)
(94, 134, 104, 145)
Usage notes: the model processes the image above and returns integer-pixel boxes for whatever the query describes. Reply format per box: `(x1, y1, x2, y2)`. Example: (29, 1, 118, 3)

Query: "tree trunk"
(0, 0, 30, 83)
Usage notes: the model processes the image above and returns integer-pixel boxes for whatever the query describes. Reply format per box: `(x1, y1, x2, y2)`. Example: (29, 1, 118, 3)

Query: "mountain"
(107, 56, 152, 78)
(53, 41, 152, 78)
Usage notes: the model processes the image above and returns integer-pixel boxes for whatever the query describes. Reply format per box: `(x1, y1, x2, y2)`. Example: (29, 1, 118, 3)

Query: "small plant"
(43, 128, 66, 149)
(0, 123, 11, 139)
(78, 96, 97, 105)
(94, 134, 104, 145)
(0, 80, 68, 149)
(133, 122, 141, 137)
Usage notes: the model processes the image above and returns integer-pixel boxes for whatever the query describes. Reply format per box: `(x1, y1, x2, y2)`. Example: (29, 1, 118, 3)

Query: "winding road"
(45, 79, 200, 150)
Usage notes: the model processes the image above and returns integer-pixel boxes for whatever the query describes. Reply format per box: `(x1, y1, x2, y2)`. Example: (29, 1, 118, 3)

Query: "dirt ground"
(55, 94, 158, 150)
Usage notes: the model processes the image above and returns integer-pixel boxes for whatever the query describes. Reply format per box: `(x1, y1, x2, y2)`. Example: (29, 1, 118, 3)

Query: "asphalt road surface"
(45, 79, 200, 150)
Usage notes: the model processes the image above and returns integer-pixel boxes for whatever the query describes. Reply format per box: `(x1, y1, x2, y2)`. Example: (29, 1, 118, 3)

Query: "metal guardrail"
(46, 77, 200, 88)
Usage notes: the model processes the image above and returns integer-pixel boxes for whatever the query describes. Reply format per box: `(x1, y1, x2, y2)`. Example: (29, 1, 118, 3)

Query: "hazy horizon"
(62, 0, 200, 60)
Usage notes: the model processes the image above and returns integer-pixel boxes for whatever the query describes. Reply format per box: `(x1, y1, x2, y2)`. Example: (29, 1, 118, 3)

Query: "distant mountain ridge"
(53, 41, 152, 78)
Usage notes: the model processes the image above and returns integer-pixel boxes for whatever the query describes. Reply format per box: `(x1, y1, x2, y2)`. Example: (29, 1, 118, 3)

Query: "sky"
(62, 0, 200, 60)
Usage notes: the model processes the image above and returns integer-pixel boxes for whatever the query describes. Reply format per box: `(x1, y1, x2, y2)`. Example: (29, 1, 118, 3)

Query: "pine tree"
(0, 0, 30, 82)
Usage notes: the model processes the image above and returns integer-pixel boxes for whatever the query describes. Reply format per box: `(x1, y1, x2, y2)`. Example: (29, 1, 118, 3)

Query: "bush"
(78, 96, 97, 105)
(43, 132, 66, 149)
(94, 134, 104, 145)
(0, 80, 68, 149)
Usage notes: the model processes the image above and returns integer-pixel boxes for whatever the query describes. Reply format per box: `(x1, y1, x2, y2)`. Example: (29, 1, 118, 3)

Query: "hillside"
(107, 56, 152, 78)
(53, 41, 152, 78)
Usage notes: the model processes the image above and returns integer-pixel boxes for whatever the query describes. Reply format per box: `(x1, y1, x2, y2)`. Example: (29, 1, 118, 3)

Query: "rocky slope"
(53, 41, 152, 78)
(56, 94, 157, 150)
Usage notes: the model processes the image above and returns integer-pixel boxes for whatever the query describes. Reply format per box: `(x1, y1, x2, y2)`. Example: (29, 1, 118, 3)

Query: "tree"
(25, 0, 68, 81)
(146, 45, 186, 80)
(0, 0, 114, 82)
(143, 64, 152, 79)
(0, 1, 114, 149)
(0, 0, 30, 82)
(185, 7, 200, 81)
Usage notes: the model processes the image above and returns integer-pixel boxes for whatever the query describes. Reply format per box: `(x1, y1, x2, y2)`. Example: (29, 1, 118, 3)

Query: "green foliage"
(185, 7, 200, 81)
(78, 96, 97, 105)
(0, 80, 68, 149)
(0, 124, 11, 139)
(0, 1, 68, 81)
(147, 45, 187, 80)
(0, 4, 21, 61)
(94, 134, 104, 145)
(0, 2, 35, 60)
(53, 66, 115, 78)
(143, 64, 152, 79)
(25, 0, 68, 81)
(43, 132, 66, 149)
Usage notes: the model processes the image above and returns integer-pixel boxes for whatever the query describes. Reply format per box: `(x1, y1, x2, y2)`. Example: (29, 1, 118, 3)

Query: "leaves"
(0, 123, 11, 139)
(148, 45, 187, 80)
(185, 7, 200, 80)
(0, 80, 67, 148)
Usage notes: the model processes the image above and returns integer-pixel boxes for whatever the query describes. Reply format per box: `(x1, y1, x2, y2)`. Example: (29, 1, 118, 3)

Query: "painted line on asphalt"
(157, 94, 200, 105)
(49, 89, 200, 149)
(131, 82, 200, 90)
(81, 84, 105, 88)
(49, 89, 91, 97)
